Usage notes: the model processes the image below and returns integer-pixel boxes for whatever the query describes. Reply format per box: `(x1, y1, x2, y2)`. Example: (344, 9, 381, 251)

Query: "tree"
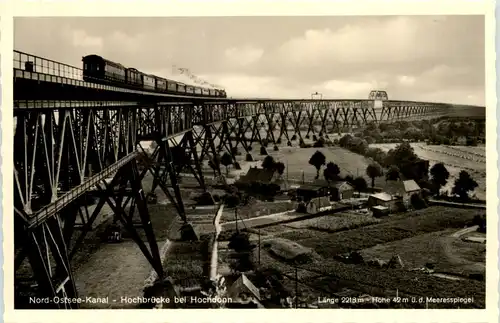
(366, 162, 383, 188)
(309, 151, 326, 179)
(323, 162, 341, 183)
(228, 232, 255, 273)
(386, 166, 400, 181)
(274, 162, 285, 177)
(452, 170, 478, 201)
(225, 194, 240, 208)
(385, 142, 418, 168)
(262, 155, 276, 171)
(411, 193, 428, 210)
(352, 177, 368, 193)
(430, 163, 450, 195)
(220, 152, 233, 175)
(338, 134, 353, 148)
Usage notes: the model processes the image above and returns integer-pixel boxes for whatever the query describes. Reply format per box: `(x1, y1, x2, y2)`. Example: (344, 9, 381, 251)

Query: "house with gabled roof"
(384, 179, 421, 207)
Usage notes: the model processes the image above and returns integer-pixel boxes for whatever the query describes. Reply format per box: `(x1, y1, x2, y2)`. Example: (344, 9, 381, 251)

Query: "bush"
(260, 146, 268, 155)
(410, 193, 428, 210)
(273, 145, 279, 151)
(194, 192, 215, 205)
(313, 140, 324, 147)
(245, 153, 254, 162)
(296, 202, 307, 213)
(277, 138, 282, 144)
(395, 201, 407, 213)
(262, 139, 269, 147)
(234, 162, 241, 170)
(291, 134, 297, 141)
(225, 194, 240, 208)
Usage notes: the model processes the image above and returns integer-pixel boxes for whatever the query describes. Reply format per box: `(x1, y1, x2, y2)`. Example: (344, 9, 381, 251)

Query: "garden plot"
(278, 206, 484, 259)
(285, 212, 381, 232)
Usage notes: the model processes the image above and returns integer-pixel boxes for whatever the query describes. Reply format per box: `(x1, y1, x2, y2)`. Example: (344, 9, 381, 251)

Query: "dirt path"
(451, 225, 479, 238)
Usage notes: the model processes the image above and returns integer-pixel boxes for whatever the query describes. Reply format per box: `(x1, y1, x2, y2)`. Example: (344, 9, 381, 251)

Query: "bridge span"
(12, 50, 483, 308)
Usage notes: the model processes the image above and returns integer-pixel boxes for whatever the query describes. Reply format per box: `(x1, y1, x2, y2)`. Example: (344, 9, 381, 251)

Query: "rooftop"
(238, 167, 276, 184)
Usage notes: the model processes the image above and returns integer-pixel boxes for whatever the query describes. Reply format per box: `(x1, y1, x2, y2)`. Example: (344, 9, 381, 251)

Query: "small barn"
(296, 184, 328, 202)
(226, 274, 262, 307)
(372, 205, 390, 217)
(384, 179, 421, 207)
(330, 181, 355, 201)
(237, 167, 277, 185)
(366, 192, 400, 212)
(236, 167, 286, 192)
(296, 180, 354, 202)
(306, 196, 332, 214)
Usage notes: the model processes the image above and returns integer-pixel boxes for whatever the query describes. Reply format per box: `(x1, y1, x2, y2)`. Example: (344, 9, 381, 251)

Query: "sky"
(14, 16, 484, 105)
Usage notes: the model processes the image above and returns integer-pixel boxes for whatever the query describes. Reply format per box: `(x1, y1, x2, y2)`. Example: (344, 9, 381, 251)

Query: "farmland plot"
(280, 207, 484, 258)
(285, 212, 381, 232)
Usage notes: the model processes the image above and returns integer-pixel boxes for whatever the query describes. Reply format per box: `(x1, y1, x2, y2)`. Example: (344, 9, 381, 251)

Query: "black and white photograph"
(5, 4, 496, 320)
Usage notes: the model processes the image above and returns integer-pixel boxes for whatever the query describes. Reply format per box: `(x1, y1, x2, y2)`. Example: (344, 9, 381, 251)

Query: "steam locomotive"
(82, 54, 227, 98)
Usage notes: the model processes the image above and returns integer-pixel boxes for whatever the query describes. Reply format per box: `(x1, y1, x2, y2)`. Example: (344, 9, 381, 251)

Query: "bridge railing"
(14, 50, 84, 80)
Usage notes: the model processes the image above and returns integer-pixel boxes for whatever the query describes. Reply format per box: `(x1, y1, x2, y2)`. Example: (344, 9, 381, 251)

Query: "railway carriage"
(82, 55, 126, 83)
(82, 53, 226, 98)
(126, 68, 143, 87)
(177, 83, 186, 93)
(167, 80, 177, 92)
(143, 74, 156, 91)
(155, 76, 168, 92)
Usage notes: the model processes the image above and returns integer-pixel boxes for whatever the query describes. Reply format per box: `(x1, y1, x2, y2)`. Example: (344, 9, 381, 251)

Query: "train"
(82, 54, 227, 98)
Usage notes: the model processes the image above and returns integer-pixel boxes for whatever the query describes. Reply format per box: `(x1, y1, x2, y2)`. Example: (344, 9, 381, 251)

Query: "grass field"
(370, 143, 486, 200)
(264, 146, 376, 184)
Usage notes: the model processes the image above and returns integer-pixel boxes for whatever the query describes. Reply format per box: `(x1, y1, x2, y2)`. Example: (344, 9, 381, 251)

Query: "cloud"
(69, 29, 103, 51)
(277, 17, 419, 67)
(224, 45, 264, 66)
(398, 75, 416, 86)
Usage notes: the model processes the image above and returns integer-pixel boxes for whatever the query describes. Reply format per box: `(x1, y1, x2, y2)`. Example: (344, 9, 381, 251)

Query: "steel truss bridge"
(12, 50, 474, 308)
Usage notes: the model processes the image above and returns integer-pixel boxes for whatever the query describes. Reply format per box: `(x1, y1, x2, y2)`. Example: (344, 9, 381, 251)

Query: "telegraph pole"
(295, 266, 298, 309)
(235, 207, 238, 233)
(258, 228, 261, 266)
